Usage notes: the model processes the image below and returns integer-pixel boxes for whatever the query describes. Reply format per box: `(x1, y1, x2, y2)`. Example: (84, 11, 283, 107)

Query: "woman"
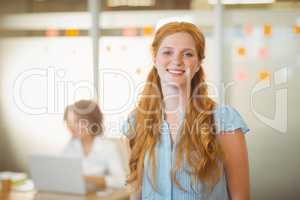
(63, 100, 126, 189)
(122, 22, 250, 200)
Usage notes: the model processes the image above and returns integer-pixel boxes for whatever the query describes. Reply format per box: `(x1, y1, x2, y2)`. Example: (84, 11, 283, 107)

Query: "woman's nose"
(172, 53, 183, 67)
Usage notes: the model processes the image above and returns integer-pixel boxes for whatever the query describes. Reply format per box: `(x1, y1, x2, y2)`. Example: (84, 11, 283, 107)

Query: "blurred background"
(0, 0, 299, 199)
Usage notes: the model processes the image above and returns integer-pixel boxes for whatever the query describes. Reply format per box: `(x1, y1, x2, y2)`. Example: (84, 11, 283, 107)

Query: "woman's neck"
(80, 134, 94, 156)
(161, 83, 189, 116)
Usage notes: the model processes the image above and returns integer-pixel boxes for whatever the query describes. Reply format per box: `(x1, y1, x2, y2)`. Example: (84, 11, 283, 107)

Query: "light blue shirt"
(122, 105, 250, 200)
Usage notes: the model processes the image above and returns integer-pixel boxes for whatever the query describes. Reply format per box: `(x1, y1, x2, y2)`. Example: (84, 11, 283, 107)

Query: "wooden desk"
(0, 188, 130, 200)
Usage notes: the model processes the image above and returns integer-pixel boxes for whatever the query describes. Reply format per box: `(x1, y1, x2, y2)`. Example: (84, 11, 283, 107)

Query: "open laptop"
(28, 154, 91, 195)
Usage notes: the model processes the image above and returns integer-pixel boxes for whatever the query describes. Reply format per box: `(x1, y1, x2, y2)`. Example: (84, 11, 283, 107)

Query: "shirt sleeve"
(213, 105, 250, 134)
(104, 141, 127, 188)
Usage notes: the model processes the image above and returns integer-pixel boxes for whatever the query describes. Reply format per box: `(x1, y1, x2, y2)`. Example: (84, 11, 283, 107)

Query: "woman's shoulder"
(212, 104, 250, 134)
(213, 104, 240, 116)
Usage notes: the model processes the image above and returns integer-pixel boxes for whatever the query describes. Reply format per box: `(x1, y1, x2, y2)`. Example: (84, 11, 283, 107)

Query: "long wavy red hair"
(126, 22, 224, 194)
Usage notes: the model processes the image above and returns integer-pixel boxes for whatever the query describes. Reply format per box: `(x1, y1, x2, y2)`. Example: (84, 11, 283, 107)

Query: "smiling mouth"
(166, 69, 185, 75)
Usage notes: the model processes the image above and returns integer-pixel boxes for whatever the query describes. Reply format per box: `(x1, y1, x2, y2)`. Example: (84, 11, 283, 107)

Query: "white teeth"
(168, 69, 184, 75)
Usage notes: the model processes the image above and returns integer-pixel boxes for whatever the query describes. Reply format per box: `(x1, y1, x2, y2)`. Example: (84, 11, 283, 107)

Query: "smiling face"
(154, 32, 200, 87)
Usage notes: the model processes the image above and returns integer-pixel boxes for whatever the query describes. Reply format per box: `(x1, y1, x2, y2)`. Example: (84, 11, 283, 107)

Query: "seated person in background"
(62, 100, 126, 190)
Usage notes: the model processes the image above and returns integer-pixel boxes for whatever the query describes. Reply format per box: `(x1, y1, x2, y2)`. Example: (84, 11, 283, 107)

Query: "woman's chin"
(164, 78, 187, 87)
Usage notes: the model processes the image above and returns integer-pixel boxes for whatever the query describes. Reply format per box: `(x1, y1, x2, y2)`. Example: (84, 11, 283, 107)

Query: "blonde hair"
(126, 22, 224, 194)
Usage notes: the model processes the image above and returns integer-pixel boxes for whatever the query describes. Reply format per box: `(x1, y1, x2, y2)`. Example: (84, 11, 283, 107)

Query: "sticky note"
(143, 26, 154, 36)
(259, 70, 270, 80)
(263, 24, 272, 37)
(237, 47, 246, 57)
(294, 25, 300, 35)
(65, 29, 79, 37)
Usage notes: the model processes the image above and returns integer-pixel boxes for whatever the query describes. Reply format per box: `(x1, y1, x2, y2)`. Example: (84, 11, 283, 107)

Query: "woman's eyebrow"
(161, 46, 195, 51)
(182, 48, 196, 52)
(161, 46, 173, 49)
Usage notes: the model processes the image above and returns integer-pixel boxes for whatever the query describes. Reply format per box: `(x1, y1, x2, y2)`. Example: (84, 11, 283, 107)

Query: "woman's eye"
(162, 51, 172, 55)
(184, 52, 194, 57)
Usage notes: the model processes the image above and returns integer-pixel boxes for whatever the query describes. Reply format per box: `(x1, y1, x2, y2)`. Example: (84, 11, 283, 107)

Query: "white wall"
(224, 21, 300, 200)
(0, 37, 94, 171)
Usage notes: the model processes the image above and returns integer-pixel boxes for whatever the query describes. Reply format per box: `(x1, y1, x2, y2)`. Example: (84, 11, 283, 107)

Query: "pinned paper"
(263, 24, 272, 37)
(65, 29, 79, 37)
(122, 28, 137, 36)
(244, 24, 253, 36)
(45, 28, 59, 37)
(294, 25, 300, 35)
(235, 70, 248, 81)
(258, 47, 268, 59)
(143, 26, 154, 36)
(237, 47, 246, 57)
(259, 70, 270, 80)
